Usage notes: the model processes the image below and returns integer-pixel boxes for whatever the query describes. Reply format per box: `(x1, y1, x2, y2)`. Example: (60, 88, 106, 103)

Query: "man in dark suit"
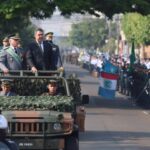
(0, 34, 25, 74)
(45, 32, 63, 70)
(26, 28, 53, 72)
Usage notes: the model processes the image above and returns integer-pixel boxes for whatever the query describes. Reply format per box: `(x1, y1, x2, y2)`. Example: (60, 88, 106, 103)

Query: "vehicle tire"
(65, 136, 79, 150)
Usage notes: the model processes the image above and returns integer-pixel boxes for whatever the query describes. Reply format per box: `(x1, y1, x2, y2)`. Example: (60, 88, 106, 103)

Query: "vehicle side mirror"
(82, 95, 89, 104)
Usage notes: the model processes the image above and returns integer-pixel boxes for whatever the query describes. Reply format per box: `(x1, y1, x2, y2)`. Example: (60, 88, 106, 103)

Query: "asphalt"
(65, 63, 150, 150)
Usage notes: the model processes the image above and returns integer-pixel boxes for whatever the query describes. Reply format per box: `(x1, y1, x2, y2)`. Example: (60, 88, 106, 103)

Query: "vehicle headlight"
(53, 123, 62, 131)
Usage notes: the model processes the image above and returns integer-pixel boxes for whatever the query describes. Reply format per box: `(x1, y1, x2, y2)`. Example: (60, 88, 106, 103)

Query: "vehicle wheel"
(65, 136, 79, 150)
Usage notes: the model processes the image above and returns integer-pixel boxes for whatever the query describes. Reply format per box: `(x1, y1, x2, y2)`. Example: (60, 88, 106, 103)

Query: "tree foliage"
(69, 19, 108, 49)
(0, 0, 149, 20)
(121, 13, 150, 45)
(101, 38, 117, 54)
(0, 0, 149, 47)
(0, 15, 35, 48)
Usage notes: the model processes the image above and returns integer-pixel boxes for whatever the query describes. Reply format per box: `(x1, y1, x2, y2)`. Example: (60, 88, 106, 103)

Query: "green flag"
(129, 40, 136, 71)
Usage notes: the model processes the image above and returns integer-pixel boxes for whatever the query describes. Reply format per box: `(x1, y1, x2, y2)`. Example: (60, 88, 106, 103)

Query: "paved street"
(65, 63, 150, 150)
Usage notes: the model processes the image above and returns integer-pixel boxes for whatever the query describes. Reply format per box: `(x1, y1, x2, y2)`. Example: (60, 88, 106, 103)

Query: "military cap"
(45, 32, 54, 37)
(1, 79, 13, 86)
(48, 79, 57, 86)
(8, 33, 20, 40)
(3, 37, 9, 42)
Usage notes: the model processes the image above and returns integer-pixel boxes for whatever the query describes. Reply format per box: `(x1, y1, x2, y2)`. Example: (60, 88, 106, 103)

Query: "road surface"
(65, 63, 150, 150)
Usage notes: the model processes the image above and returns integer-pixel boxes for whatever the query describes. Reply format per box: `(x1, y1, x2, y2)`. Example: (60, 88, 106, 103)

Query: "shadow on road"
(86, 95, 138, 110)
(80, 131, 150, 149)
(80, 130, 150, 144)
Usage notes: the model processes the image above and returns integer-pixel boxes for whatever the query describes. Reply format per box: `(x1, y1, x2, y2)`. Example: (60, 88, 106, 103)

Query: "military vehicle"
(0, 70, 89, 150)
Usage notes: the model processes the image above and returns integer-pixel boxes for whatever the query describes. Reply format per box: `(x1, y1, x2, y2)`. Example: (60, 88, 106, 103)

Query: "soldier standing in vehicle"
(45, 32, 63, 70)
(0, 79, 16, 96)
(26, 28, 53, 72)
(0, 34, 24, 74)
(2, 37, 10, 49)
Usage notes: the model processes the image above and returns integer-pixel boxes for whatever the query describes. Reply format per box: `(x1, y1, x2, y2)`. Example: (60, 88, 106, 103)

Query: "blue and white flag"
(98, 72, 119, 99)
(103, 60, 118, 74)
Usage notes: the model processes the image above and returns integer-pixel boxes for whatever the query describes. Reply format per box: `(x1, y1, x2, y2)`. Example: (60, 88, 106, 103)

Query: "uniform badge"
(53, 47, 56, 51)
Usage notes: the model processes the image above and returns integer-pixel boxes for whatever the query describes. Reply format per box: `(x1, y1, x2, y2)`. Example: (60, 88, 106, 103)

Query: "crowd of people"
(66, 50, 150, 107)
(78, 51, 150, 73)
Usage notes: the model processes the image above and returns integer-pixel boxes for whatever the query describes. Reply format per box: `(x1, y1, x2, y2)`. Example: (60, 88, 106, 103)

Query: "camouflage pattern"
(0, 70, 83, 150)
(0, 96, 73, 111)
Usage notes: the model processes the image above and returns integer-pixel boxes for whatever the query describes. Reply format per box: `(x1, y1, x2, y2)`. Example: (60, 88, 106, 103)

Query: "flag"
(103, 60, 118, 74)
(98, 72, 119, 99)
(129, 40, 136, 71)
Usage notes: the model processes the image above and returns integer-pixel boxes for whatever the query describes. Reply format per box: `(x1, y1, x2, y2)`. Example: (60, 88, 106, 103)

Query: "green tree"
(122, 13, 149, 45)
(144, 15, 150, 45)
(102, 38, 117, 54)
(0, 0, 149, 19)
(69, 18, 108, 49)
(0, 15, 35, 48)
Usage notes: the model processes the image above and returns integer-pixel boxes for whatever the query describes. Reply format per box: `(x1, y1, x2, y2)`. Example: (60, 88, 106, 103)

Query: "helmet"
(0, 114, 8, 129)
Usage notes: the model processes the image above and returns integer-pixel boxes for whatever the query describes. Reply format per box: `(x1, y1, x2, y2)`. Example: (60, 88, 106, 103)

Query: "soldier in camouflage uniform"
(0, 79, 16, 96)
(42, 80, 61, 96)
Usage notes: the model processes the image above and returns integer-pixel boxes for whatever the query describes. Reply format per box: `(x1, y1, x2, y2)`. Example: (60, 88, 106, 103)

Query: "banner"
(98, 72, 119, 99)
(129, 40, 136, 72)
(103, 60, 118, 74)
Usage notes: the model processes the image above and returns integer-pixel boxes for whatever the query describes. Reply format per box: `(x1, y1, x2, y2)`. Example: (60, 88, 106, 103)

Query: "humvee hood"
(3, 111, 73, 123)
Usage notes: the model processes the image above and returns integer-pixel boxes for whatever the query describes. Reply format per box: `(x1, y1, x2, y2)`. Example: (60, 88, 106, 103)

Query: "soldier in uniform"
(26, 28, 53, 72)
(45, 32, 63, 70)
(42, 80, 61, 96)
(0, 34, 24, 74)
(0, 79, 16, 96)
(2, 37, 10, 49)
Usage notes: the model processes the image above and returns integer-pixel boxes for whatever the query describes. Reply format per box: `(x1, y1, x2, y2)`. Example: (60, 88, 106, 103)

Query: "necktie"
(14, 48, 18, 54)
(38, 42, 43, 54)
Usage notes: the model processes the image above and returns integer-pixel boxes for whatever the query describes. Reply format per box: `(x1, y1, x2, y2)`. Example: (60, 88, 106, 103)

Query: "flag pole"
(129, 38, 136, 72)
